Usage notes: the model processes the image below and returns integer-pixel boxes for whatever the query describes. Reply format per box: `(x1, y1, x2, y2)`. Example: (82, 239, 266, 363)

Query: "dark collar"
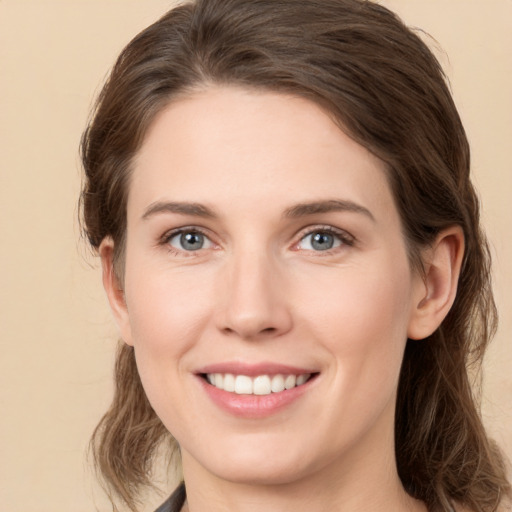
(154, 483, 186, 512)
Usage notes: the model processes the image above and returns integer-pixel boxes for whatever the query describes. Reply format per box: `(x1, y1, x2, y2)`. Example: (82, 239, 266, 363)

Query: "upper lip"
(195, 361, 317, 376)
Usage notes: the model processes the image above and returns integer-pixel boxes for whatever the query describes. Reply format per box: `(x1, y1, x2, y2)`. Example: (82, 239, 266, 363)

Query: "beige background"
(0, 1, 510, 511)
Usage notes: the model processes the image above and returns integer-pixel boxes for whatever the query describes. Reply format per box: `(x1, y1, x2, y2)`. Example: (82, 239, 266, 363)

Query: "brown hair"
(80, 0, 511, 510)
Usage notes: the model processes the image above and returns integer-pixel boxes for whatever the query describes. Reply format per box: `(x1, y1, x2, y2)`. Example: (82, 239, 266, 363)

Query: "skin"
(101, 86, 464, 512)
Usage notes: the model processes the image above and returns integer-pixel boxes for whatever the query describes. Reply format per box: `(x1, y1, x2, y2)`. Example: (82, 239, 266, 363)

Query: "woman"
(80, 0, 511, 511)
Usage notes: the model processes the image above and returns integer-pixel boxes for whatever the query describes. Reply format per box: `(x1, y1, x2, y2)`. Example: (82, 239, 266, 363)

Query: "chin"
(210, 459, 309, 486)
(183, 433, 334, 487)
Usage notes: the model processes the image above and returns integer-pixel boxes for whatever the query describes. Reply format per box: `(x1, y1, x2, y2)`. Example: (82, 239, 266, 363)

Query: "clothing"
(154, 483, 186, 512)
(154, 482, 458, 512)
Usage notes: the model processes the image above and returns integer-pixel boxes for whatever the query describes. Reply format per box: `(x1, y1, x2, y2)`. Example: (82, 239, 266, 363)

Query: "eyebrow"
(142, 201, 217, 220)
(284, 199, 375, 221)
(141, 199, 375, 222)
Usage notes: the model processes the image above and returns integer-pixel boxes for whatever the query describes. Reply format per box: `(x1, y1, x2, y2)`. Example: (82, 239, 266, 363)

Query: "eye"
(296, 228, 352, 252)
(167, 230, 213, 252)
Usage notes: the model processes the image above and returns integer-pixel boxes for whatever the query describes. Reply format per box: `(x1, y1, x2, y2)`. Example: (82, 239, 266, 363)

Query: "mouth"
(201, 372, 315, 396)
(195, 362, 319, 418)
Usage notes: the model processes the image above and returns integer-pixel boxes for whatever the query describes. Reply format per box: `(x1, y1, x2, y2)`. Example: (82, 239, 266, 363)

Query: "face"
(110, 86, 427, 487)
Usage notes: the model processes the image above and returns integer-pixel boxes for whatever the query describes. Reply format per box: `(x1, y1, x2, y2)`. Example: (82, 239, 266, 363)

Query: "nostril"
(221, 325, 278, 339)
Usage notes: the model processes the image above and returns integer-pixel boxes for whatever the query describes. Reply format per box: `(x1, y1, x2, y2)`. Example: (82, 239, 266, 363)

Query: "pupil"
(181, 232, 203, 250)
(312, 232, 333, 251)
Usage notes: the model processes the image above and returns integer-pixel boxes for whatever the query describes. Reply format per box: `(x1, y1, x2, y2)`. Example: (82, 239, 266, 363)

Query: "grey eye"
(169, 231, 212, 251)
(298, 231, 342, 251)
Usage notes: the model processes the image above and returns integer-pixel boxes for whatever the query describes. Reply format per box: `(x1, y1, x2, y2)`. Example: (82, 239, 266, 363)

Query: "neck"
(180, 410, 427, 512)
(181, 470, 425, 512)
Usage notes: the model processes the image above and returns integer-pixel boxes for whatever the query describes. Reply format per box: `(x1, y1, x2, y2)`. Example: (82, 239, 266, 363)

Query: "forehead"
(129, 86, 395, 222)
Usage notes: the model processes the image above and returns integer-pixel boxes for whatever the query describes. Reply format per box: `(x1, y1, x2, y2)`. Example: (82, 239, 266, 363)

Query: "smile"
(196, 363, 319, 418)
(205, 373, 312, 395)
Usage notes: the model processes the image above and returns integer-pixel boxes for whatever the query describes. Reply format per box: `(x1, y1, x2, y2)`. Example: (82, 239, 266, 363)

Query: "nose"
(216, 251, 293, 341)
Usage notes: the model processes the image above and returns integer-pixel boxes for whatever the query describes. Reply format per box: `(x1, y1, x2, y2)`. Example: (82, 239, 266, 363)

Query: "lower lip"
(198, 376, 316, 419)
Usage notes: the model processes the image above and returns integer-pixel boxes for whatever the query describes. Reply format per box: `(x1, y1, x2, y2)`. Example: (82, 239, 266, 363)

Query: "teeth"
(206, 372, 311, 395)
(235, 375, 252, 394)
(284, 375, 296, 389)
(253, 375, 271, 395)
(296, 374, 308, 386)
(214, 373, 224, 388)
(223, 373, 235, 392)
(271, 374, 285, 393)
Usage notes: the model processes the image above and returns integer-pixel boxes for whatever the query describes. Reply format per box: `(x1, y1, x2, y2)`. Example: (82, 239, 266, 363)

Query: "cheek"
(122, 262, 217, 430)
(123, 260, 215, 359)
(299, 259, 414, 396)
(305, 260, 411, 337)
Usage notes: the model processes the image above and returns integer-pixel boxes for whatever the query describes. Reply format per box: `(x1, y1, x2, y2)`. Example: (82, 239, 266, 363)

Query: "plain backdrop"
(0, 1, 511, 511)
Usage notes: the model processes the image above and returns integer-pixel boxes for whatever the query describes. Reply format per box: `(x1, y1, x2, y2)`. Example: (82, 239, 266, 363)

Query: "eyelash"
(159, 225, 355, 256)
(294, 225, 355, 252)
(160, 227, 213, 257)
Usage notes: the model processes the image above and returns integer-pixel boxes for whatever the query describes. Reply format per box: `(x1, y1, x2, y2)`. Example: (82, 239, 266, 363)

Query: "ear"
(407, 226, 465, 340)
(99, 237, 134, 346)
